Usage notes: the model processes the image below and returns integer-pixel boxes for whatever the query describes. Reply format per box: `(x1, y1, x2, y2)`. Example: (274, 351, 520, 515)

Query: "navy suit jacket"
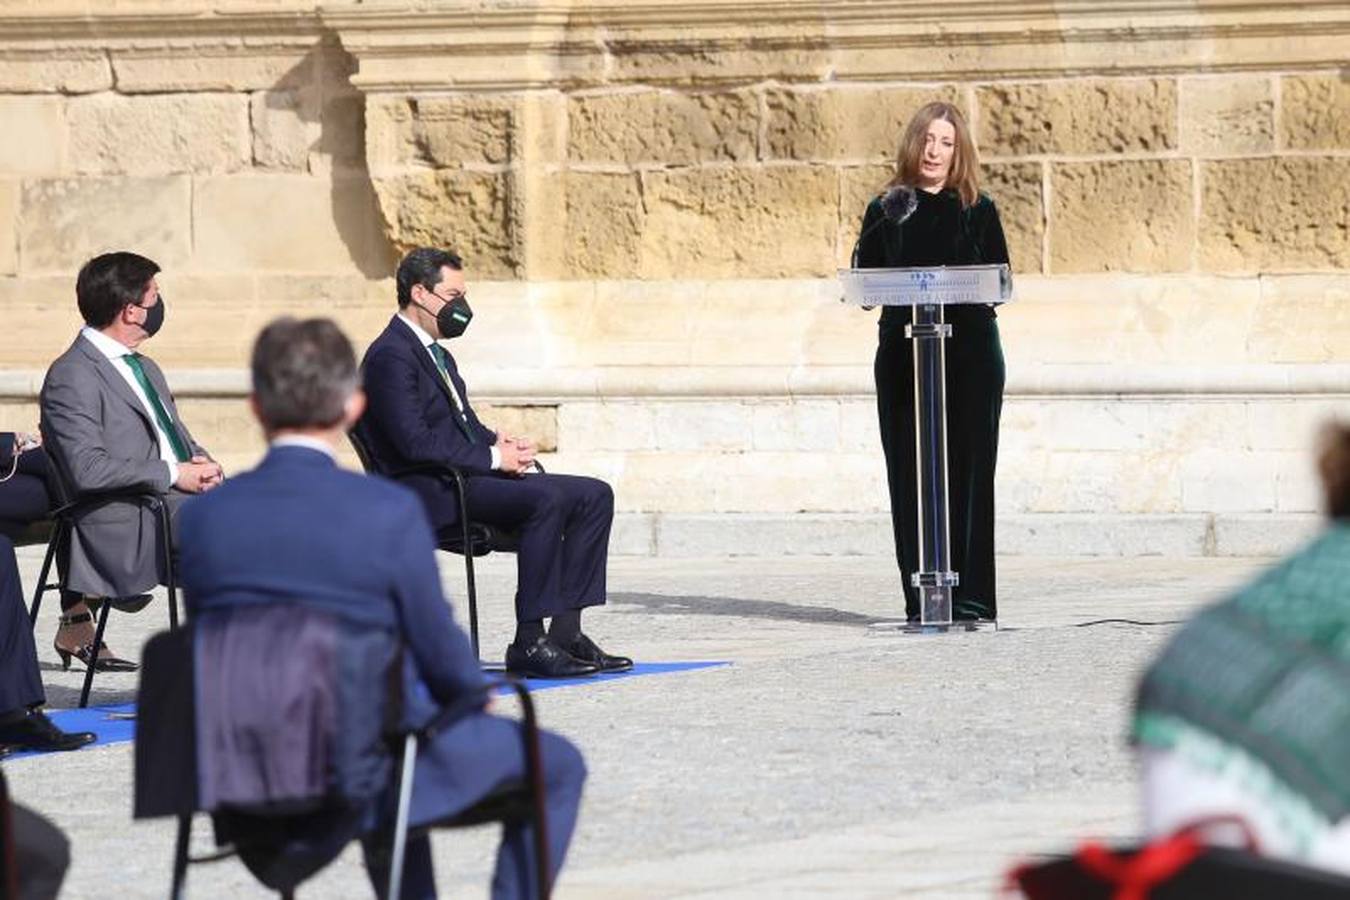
(358, 315, 498, 530)
(177, 444, 486, 729)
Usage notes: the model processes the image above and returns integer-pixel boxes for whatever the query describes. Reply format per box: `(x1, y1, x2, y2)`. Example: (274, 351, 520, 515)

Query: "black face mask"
(418, 293, 473, 340)
(140, 297, 165, 337)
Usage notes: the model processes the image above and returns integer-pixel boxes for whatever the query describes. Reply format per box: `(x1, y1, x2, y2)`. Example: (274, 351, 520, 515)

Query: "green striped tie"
(122, 353, 191, 462)
(429, 344, 476, 444)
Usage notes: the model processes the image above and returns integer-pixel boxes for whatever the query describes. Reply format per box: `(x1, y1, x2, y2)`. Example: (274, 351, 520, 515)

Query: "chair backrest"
(135, 604, 401, 822)
(346, 424, 379, 476)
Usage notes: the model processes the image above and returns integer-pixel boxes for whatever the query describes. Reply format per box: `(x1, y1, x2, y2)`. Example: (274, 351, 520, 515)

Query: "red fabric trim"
(1076, 834, 1204, 900)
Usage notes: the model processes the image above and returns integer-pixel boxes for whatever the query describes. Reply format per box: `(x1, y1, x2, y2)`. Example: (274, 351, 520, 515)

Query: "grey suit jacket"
(39, 335, 208, 597)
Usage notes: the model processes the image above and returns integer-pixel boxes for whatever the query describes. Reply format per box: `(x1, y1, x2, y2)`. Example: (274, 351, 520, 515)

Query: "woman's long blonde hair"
(887, 101, 981, 208)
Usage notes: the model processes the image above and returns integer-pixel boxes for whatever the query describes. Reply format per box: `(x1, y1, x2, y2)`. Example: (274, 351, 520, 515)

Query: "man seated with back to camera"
(358, 247, 630, 679)
(177, 317, 587, 899)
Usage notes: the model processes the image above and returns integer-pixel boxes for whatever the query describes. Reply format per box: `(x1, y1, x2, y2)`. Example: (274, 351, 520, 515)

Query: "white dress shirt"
(271, 434, 338, 460)
(396, 313, 501, 470)
(80, 326, 179, 487)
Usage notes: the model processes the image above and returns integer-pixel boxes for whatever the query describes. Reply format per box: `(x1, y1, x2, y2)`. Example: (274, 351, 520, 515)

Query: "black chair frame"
(26, 487, 178, 709)
(347, 429, 536, 659)
(0, 769, 15, 900)
(169, 678, 551, 900)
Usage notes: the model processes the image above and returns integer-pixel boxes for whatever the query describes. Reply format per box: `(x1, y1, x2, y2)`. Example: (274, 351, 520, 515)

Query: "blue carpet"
(5, 661, 727, 761)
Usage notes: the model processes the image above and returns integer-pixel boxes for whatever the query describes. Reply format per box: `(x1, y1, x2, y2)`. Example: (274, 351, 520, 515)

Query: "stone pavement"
(5, 548, 1276, 899)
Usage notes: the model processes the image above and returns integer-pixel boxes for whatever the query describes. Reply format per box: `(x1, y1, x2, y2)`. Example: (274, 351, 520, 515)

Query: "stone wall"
(0, 0, 1347, 556)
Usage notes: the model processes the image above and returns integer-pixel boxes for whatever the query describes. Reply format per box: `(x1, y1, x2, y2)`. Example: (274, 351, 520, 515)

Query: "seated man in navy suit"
(359, 247, 630, 679)
(177, 318, 587, 899)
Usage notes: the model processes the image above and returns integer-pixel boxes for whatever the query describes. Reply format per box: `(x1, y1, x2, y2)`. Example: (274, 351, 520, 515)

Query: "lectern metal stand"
(839, 264, 1012, 633)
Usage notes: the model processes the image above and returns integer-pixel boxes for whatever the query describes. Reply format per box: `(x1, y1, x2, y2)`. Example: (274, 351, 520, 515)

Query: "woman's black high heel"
(54, 611, 139, 672)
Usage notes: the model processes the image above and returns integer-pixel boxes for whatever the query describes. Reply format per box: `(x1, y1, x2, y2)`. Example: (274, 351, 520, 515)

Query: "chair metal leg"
(79, 601, 112, 709)
(171, 813, 191, 900)
(28, 521, 64, 626)
(158, 501, 179, 630)
(387, 734, 419, 900)
(463, 545, 480, 660)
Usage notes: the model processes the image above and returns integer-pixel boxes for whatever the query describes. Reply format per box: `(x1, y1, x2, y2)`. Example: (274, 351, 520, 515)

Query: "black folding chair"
(0, 768, 15, 900)
(134, 624, 551, 900)
(31, 436, 178, 708)
(347, 426, 537, 659)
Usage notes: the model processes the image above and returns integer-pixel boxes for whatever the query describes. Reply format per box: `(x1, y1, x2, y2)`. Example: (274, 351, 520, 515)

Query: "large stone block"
(1178, 75, 1274, 155)
(568, 89, 758, 164)
(0, 180, 16, 275)
(365, 95, 516, 170)
(19, 177, 192, 273)
(0, 52, 111, 93)
(67, 93, 249, 175)
(764, 85, 959, 161)
(1248, 274, 1350, 364)
(751, 400, 841, 452)
(251, 89, 321, 171)
(1281, 73, 1350, 150)
(1180, 450, 1280, 514)
(537, 171, 645, 279)
(371, 170, 515, 277)
(194, 174, 394, 275)
(475, 404, 558, 452)
(1050, 160, 1194, 273)
(837, 164, 893, 261)
(983, 161, 1044, 275)
(0, 96, 64, 175)
(558, 402, 659, 452)
(977, 79, 1177, 156)
(639, 165, 838, 279)
(1199, 158, 1350, 271)
(111, 48, 316, 93)
(651, 401, 753, 451)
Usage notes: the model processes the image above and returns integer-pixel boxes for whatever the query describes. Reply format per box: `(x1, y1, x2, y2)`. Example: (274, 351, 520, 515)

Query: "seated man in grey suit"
(39, 251, 222, 671)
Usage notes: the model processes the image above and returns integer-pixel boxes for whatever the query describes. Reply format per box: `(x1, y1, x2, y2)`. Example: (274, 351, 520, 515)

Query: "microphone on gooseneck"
(849, 185, 918, 268)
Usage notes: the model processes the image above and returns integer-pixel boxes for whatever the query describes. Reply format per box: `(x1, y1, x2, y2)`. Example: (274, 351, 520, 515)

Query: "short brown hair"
(1318, 421, 1350, 520)
(250, 317, 357, 431)
(887, 102, 981, 208)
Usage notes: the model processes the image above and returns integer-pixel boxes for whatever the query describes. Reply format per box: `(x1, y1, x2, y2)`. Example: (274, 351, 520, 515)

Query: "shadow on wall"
(263, 42, 396, 281)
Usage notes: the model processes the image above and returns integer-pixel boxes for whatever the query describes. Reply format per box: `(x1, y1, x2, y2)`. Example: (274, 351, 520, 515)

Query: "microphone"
(849, 185, 918, 267)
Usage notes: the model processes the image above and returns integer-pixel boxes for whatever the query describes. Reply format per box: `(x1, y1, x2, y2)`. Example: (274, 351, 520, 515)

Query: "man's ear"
(342, 389, 367, 431)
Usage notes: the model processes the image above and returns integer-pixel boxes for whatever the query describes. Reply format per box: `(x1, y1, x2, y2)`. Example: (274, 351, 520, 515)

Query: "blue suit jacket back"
(177, 445, 486, 726)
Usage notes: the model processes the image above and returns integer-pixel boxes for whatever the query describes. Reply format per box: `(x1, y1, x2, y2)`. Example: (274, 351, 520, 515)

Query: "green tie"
(428, 344, 476, 444)
(122, 353, 191, 462)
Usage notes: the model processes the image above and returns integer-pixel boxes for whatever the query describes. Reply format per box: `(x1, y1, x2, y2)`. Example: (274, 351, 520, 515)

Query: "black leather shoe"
(0, 710, 97, 753)
(563, 633, 633, 672)
(505, 636, 600, 679)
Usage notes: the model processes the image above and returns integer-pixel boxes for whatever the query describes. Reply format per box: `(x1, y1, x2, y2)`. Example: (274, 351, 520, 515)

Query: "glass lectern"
(839, 264, 1013, 632)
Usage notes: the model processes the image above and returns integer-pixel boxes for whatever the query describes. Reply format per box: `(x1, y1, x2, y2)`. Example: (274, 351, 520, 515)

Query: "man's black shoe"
(505, 636, 599, 679)
(563, 633, 633, 672)
(0, 710, 96, 753)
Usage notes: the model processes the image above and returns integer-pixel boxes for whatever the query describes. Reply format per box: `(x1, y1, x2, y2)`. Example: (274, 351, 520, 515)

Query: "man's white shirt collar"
(271, 435, 338, 460)
(80, 325, 135, 360)
(396, 312, 438, 349)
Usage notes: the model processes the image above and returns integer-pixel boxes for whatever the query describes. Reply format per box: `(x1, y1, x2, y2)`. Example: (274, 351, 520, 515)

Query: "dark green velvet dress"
(855, 187, 1009, 620)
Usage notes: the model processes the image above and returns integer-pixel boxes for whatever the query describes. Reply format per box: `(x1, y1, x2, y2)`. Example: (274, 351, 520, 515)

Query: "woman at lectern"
(853, 101, 1010, 622)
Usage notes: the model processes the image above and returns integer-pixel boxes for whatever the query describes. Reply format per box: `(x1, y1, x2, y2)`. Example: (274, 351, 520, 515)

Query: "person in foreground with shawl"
(1133, 420, 1350, 873)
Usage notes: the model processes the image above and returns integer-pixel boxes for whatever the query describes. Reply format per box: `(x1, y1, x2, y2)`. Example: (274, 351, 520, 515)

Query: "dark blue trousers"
(448, 472, 614, 622)
(361, 712, 586, 900)
(0, 535, 44, 715)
